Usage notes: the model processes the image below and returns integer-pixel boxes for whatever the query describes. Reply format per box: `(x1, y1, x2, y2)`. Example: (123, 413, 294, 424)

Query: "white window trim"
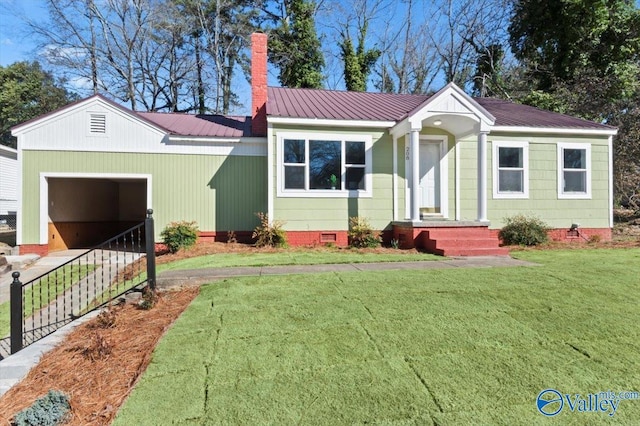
(276, 132, 373, 198)
(557, 142, 591, 199)
(492, 141, 529, 199)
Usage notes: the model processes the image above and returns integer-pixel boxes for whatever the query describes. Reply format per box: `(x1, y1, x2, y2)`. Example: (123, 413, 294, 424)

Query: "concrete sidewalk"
(156, 255, 536, 288)
(0, 255, 536, 397)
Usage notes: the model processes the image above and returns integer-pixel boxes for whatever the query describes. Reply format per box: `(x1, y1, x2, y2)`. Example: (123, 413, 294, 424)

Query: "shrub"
(252, 213, 287, 247)
(14, 390, 70, 426)
(138, 286, 158, 310)
(226, 230, 237, 244)
(348, 217, 381, 248)
(160, 221, 199, 253)
(498, 214, 550, 246)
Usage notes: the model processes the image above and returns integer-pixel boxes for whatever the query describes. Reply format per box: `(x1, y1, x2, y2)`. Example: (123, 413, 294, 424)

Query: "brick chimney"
(251, 32, 268, 137)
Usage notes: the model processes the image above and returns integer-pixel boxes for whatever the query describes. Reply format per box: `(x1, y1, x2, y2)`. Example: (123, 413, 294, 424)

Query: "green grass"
(158, 249, 441, 271)
(110, 248, 640, 423)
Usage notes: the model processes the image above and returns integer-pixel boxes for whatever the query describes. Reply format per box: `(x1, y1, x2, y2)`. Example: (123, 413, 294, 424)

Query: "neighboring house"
(11, 33, 617, 256)
(0, 145, 18, 225)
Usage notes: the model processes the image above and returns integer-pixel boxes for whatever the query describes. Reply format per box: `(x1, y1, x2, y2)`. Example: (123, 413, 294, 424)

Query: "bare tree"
(27, 0, 102, 94)
(429, 0, 512, 91)
(373, 0, 442, 94)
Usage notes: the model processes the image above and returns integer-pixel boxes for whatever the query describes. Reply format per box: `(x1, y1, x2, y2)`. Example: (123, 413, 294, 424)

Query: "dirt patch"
(0, 287, 199, 425)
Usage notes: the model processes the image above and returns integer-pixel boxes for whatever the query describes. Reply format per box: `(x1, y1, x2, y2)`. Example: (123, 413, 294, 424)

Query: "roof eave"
(490, 126, 618, 136)
(268, 116, 396, 128)
(167, 134, 267, 143)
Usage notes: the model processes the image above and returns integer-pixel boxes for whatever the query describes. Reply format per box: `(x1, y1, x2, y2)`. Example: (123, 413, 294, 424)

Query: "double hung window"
(279, 133, 372, 197)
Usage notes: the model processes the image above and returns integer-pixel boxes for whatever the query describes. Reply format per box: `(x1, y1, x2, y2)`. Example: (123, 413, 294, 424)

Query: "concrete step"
(434, 247, 510, 256)
(424, 228, 492, 239)
(423, 238, 502, 251)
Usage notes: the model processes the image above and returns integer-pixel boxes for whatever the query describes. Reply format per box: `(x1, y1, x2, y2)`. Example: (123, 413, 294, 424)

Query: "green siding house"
(12, 33, 617, 256)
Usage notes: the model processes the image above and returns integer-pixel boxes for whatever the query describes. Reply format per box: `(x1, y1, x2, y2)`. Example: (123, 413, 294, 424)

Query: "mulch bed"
(0, 287, 199, 425)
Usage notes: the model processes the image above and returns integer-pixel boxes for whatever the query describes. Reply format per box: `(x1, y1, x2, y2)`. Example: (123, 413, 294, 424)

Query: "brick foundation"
(285, 231, 349, 246)
(488, 227, 612, 244)
(19, 244, 49, 256)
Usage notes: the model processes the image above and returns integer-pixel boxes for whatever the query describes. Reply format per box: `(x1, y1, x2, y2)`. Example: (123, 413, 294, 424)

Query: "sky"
(1, 0, 639, 113)
(3, 0, 640, 67)
(0, 0, 44, 66)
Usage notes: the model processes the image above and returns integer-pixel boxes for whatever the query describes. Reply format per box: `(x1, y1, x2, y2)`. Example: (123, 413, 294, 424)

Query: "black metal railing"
(8, 209, 156, 355)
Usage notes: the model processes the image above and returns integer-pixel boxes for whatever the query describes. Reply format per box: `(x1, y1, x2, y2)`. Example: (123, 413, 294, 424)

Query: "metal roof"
(267, 86, 615, 130)
(474, 98, 615, 129)
(267, 86, 429, 121)
(138, 112, 252, 138)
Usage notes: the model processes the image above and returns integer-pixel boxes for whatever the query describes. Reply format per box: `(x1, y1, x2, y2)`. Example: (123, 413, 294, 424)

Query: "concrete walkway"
(0, 255, 536, 397)
(156, 256, 536, 288)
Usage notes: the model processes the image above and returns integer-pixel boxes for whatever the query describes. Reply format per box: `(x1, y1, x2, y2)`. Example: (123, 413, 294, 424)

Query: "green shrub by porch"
(499, 214, 550, 246)
(160, 221, 199, 253)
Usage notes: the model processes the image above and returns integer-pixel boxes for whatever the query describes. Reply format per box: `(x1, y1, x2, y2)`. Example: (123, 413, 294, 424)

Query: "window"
(278, 133, 372, 197)
(558, 143, 591, 199)
(493, 141, 529, 199)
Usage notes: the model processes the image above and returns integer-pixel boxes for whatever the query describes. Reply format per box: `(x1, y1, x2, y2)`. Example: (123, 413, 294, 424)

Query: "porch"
(392, 220, 509, 256)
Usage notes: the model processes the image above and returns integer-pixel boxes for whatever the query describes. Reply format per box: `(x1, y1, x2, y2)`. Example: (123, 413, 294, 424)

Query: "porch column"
(410, 128, 421, 222)
(477, 131, 488, 222)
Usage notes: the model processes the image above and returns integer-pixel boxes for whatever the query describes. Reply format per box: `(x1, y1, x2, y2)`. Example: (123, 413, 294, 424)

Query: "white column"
(410, 129, 421, 222)
(477, 131, 488, 222)
(392, 135, 398, 221)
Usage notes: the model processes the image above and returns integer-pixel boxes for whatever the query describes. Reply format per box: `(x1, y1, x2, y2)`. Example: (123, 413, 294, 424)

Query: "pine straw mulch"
(0, 286, 199, 426)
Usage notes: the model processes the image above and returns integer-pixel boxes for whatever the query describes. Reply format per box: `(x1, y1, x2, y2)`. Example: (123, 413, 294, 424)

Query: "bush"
(252, 212, 287, 247)
(348, 217, 381, 248)
(14, 390, 70, 426)
(160, 221, 199, 253)
(498, 214, 550, 246)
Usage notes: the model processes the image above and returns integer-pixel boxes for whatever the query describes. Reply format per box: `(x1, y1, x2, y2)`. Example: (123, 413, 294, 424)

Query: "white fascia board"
(491, 126, 617, 136)
(0, 145, 17, 156)
(167, 135, 267, 144)
(268, 116, 395, 128)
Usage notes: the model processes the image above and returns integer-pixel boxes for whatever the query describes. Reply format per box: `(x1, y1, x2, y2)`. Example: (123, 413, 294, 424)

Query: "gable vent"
(89, 113, 107, 133)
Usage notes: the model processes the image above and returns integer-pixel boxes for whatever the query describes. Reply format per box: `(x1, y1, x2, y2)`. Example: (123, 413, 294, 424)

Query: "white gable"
(391, 83, 495, 137)
(12, 96, 167, 153)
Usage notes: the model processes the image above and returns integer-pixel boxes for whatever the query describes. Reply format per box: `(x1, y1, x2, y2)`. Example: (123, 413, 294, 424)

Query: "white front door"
(419, 141, 441, 215)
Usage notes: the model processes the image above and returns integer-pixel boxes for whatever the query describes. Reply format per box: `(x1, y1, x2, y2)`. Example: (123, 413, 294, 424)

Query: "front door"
(419, 141, 441, 215)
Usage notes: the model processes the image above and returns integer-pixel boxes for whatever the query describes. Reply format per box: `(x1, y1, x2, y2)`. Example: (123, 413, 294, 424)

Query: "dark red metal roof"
(474, 97, 615, 130)
(138, 112, 252, 138)
(267, 86, 429, 121)
(267, 86, 615, 131)
(12, 89, 615, 139)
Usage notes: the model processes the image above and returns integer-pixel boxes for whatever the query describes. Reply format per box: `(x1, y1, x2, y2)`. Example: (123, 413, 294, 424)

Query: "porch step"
(431, 247, 510, 256)
(423, 237, 502, 250)
(419, 227, 509, 257)
(424, 227, 494, 239)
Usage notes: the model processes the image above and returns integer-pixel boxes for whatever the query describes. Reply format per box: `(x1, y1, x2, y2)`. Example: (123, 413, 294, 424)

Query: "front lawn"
(115, 248, 640, 424)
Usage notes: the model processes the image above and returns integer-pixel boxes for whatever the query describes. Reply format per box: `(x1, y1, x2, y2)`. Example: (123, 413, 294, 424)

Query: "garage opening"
(48, 177, 147, 251)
